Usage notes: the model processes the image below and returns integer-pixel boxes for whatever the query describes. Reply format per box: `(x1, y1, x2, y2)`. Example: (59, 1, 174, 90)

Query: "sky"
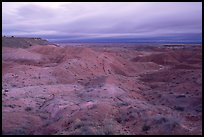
(2, 2, 202, 43)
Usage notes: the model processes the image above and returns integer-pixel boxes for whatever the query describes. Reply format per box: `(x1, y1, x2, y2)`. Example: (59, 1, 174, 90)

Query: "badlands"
(2, 38, 202, 135)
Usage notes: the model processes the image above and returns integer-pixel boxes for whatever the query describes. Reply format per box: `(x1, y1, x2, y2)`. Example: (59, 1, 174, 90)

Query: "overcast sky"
(2, 2, 202, 41)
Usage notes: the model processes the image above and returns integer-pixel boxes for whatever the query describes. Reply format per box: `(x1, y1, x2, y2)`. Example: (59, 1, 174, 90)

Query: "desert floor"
(2, 44, 202, 135)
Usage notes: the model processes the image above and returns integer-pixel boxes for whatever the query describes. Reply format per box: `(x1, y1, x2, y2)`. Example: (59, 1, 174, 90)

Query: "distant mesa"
(2, 36, 51, 48)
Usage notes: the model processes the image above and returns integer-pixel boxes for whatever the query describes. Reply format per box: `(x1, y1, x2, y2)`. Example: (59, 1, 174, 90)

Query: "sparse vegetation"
(176, 95, 186, 98)
(142, 124, 151, 131)
(151, 114, 181, 133)
(25, 107, 32, 111)
(174, 106, 184, 111)
(117, 102, 129, 106)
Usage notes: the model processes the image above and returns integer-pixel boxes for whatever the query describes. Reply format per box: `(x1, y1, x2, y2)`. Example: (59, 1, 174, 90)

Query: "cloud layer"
(2, 2, 202, 42)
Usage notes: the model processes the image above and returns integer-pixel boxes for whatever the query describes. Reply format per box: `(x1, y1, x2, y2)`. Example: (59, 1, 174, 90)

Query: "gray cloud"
(2, 2, 202, 41)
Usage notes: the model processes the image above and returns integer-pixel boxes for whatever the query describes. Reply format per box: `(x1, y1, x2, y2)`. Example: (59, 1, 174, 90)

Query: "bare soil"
(2, 44, 202, 135)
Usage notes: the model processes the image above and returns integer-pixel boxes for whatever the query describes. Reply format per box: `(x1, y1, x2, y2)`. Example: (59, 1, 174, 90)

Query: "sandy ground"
(2, 44, 202, 135)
